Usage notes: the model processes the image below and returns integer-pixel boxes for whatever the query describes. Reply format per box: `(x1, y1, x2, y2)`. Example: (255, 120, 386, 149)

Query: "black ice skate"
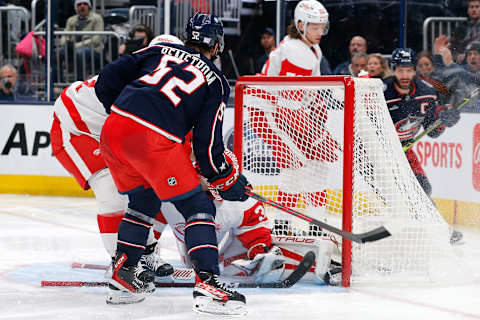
(139, 243, 174, 279)
(324, 266, 342, 286)
(192, 271, 247, 315)
(106, 252, 155, 305)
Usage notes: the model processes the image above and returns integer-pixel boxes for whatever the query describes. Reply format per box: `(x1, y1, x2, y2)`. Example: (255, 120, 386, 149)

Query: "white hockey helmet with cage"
(294, 0, 329, 38)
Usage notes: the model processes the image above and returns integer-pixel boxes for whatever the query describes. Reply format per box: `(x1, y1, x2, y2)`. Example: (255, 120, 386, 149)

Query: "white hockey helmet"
(294, 0, 329, 38)
(148, 34, 184, 47)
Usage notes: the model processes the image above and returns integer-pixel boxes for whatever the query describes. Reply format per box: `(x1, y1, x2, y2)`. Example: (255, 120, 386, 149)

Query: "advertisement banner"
(0, 104, 70, 176)
(414, 114, 480, 203)
(1, 103, 479, 214)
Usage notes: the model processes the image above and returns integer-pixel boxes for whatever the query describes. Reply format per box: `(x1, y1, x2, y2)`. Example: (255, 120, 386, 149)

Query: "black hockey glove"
(208, 165, 251, 202)
(439, 106, 460, 127)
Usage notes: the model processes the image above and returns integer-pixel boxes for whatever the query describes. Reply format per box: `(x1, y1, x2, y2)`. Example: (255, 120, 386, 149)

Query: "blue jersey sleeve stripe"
(111, 105, 183, 143)
(208, 101, 226, 174)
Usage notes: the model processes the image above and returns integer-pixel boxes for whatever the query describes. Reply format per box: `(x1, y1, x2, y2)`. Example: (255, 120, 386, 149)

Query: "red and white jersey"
(53, 76, 107, 141)
(262, 36, 323, 76)
(159, 197, 272, 277)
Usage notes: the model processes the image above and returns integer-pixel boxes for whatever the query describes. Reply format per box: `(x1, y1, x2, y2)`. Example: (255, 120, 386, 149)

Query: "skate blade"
(106, 290, 146, 305)
(193, 296, 247, 316)
(154, 274, 175, 283)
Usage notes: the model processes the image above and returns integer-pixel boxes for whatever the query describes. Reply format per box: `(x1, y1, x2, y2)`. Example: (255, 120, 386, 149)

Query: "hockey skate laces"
(134, 264, 149, 280)
(211, 274, 235, 293)
(142, 254, 157, 269)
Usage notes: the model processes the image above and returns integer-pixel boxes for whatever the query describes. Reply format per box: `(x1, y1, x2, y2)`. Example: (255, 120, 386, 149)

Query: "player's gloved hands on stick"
(439, 105, 460, 127)
(208, 165, 251, 202)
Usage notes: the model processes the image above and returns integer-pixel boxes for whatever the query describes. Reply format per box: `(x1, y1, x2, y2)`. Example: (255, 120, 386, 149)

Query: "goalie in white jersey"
(157, 193, 342, 285)
(148, 135, 342, 286)
(262, 0, 329, 76)
(49, 34, 185, 281)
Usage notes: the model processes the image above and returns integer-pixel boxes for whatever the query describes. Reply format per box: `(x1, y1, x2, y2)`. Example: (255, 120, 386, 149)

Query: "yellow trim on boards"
(434, 198, 480, 227)
(0, 175, 94, 197)
(1, 177, 479, 227)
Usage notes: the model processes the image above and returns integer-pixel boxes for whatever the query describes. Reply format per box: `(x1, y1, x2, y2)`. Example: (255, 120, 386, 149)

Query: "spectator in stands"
(465, 41, 480, 73)
(416, 51, 435, 78)
(255, 27, 276, 74)
(118, 24, 154, 56)
(416, 49, 452, 105)
(451, 0, 480, 64)
(333, 35, 367, 75)
(366, 53, 391, 79)
(59, 0, 104, 81)
(350, 52, 368, 77)
(0, 64, 35, 101)
(425, 35, 479, 109)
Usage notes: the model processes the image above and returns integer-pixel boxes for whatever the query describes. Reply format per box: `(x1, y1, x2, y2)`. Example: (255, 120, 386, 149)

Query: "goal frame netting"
(233, 75, 458, 287)
(234, 75, 356, 286)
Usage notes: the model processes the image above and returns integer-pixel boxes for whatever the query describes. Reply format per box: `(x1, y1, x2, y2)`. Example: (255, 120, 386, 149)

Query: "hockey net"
(233, 76, 460, 286)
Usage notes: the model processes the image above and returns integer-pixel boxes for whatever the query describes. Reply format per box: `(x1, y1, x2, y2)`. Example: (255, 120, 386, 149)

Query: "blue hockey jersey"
(95, 43, 230, 179)
(383, 76, 444, 145)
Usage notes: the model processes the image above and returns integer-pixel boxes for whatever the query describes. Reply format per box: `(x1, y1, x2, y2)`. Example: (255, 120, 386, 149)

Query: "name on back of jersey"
(158, 45, 218, 86)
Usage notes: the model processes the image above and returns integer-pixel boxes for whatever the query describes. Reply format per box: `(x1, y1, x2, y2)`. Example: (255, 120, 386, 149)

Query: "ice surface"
(0, 194, 479, 320)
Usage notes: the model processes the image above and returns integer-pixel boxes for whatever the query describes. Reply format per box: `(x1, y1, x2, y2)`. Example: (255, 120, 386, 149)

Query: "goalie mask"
(294, 0, 329, 39)
(185, 12, 225, 54)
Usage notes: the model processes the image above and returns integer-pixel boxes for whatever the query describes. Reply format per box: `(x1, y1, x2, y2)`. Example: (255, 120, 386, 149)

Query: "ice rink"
(1, 194, 480, 320)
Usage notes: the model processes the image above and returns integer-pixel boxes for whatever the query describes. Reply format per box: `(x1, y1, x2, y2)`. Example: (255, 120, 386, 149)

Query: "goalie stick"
(245, 190, 391, 243)
(43, 251, 316, 289)
(402, 87, 479, 152)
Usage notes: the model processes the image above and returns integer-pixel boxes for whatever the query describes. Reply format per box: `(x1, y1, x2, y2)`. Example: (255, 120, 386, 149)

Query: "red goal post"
(233, 75, 459, 286)
(234, 76, 355, 286)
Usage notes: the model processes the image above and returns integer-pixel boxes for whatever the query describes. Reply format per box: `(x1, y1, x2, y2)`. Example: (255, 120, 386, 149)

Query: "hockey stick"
(44, 251, 315, 289)
(403, 87, 479, 152)
(245, 190, 391, 243)
(71, 262, 108, 270)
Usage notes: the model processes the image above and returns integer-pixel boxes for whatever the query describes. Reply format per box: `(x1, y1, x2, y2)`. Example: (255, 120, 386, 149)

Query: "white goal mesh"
(234, 76, 460, 285)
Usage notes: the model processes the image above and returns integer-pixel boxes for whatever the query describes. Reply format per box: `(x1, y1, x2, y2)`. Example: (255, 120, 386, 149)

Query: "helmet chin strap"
(209, 43, 219, 61)
(299, 22, 314, 47)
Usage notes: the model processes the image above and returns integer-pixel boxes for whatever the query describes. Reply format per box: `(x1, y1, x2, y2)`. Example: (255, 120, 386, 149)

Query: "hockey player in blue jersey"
(384, 48, 461, 196)
(96, 13, 250, 315)
(383, 48, 463, 244)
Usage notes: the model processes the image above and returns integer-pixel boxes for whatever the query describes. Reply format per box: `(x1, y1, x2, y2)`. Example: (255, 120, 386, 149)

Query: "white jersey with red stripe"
(159, 197, 340, 283)
(262, 36, 322, 76)
(53, 76, 106, 141)
(160, 198, 270, 273)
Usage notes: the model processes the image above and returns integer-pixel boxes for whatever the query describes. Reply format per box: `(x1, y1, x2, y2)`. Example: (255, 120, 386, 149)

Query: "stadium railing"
(129, 5, 158, 33)
(0, 5, 31, 66)
(32, 30, 121, 97)
(423, 16, 467, 52)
